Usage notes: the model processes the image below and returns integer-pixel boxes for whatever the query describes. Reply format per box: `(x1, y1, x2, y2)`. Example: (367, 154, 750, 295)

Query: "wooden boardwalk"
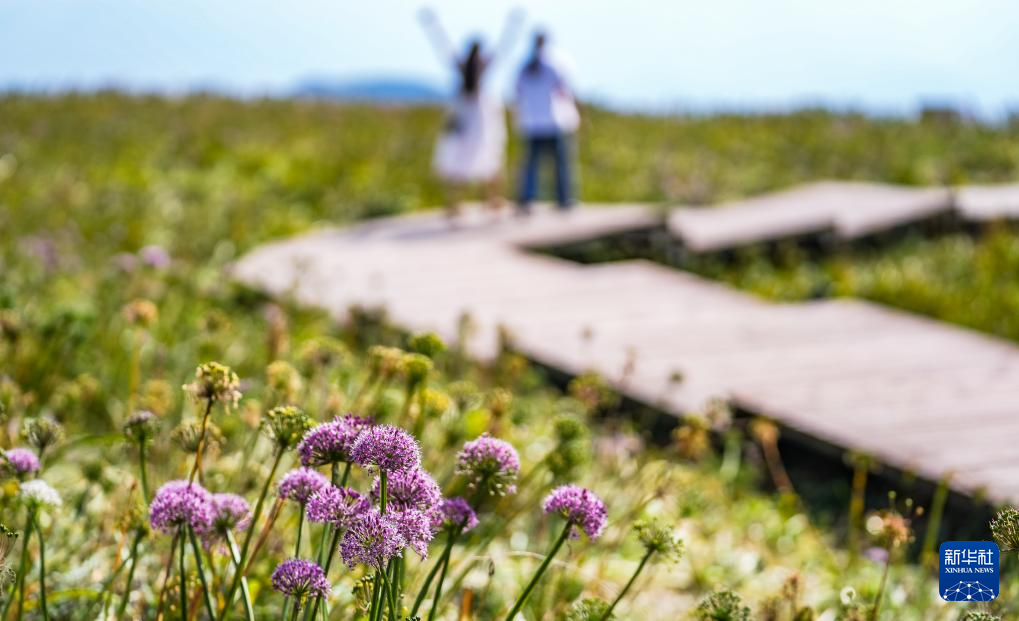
(234, 188, 1019, 504)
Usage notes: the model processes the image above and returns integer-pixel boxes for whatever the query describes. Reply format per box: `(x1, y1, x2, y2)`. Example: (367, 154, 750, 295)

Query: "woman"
(419, 8, 522, 217)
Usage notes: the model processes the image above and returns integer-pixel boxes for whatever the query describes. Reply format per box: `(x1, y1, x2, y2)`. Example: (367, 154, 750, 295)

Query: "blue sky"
(3, 0, 1019, 116)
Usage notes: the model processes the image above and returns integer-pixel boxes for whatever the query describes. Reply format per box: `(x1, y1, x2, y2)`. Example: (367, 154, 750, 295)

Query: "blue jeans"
(518, 134, 575, 209)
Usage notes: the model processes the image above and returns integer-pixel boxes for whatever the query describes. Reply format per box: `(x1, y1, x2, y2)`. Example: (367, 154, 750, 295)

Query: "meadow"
(1, 92, 1018, 620)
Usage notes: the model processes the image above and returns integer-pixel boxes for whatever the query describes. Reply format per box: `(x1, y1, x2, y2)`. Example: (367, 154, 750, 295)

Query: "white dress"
(433, 91, 506, 183)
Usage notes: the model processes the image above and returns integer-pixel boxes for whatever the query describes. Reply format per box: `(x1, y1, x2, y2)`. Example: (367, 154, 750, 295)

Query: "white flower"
(19, 480, 62, 509)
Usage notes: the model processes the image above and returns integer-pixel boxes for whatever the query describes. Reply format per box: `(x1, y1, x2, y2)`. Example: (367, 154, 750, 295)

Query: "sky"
(3, 0, 1019, 117)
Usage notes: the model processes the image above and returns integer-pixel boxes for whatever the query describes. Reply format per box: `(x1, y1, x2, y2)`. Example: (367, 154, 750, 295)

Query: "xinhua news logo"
(939, 541, 998, 602)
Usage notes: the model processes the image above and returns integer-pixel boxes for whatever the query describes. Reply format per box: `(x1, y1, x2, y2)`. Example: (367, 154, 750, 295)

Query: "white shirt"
(514, 51, 580, 136)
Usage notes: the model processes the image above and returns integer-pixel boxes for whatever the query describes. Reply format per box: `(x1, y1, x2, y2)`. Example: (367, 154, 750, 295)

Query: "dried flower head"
(122, 298, 158, 328)
(865, 509, 913, 551)
(298, 337, 348, 372)
(263, 405, 313, 451)
(990, 506, 1019, 553)
(635, 518, 684, 562)
(21, 416, 64, 456)
(3, 448, 40, 477)
(565, 598, 615, 621)
(371, 467, 441, 513)
(408, 332, 445, 359)
(431, 497, 479, 534)
(350, 424, 420, 473)
(695, 590, 751, 621)
(367, 345, 405, 378)
(271, 559, 331, 604)
(543, 485, 608, 540)
(279, 468, 330, 506)
(0, 523, 17, 587)
(306, 486, 370, 528)
(209, 493, 252, 534)
(455, 434, 520, 497)
(149, 480, 214, 535)
(266, 360, 303, 402)
(183, 362, 241, 407)
(340, 509, 405, 569)
(400, 353, 432, 386)
(419, 389, 451, 419)
(123, 410, 160, 444)
(390, 509, 434, 558)
(19, 479, 62, 509)
(172, 420, 223, 454)
(298, 414, 375, 467)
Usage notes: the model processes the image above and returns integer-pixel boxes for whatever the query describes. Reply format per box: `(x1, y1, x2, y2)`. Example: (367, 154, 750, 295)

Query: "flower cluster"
(263, 405, 313, 451)
(3, 448, 40, 476)
(149, 480, 214, 535)
(19, 480, 62, 509)
(307, 486, 370, 528)
(183, 362, 241, 407)
(543, 485, 607, 540)
(990, 505, 1019, 553)
(209, 493, 252, 534)
(298, 415, 374, 467)
(21, 417, 64, 456)
(391, 509, 434, 558)
(371, 467, 441, 513)
(122, 298, 158, 327)
(635, 518, 684, 561)
(431, 497, 478, 534)
(340, 510, 406, 569)
(271, 558, 331, 602)
(350, 424, 420, 473)
(123, 410, 159, 443)
(279, 468, 330, 506)
(456, 434, 520, 497)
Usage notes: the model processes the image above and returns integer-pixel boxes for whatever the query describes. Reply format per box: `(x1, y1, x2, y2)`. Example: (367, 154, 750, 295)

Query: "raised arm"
(489, 8, 525, 66)
(417, 7, 459, 67)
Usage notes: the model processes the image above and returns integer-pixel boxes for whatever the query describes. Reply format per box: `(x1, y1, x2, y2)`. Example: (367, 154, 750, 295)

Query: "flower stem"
(411, 531, 455, 618)
(154, 531, 179, 621)
(225, 530, 255, 621)
(14, 508, 35, 621)
(426, 542, 454, 621)
(870, 549, 892, 621)
(188, 398, 215, 484)
(600, 549, 654, 621)
(377, 561, 400, 619)
(32, 514, 48, 621)
(288, 599, 302, 621)
(222, 447, 284, 617)
(178, 530, 188, 621)
(115, 533, 144, 620)
(308, 526, 343, 621)
(188, 524, 218, 621)
(503, 523, 572, 621)
(380, 471, 388, 515)
(138, 438, 151, 502)
(282, 508, 306, 621)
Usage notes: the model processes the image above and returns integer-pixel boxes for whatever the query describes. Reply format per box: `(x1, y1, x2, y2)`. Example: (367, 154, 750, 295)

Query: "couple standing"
(420, 10, 579, 216)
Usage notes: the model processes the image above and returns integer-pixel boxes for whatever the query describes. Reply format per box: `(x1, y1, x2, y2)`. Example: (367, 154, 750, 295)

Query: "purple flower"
(298, 415, 374, 467)
(350, 424, 420, 473)
(149, 480, 214, 535)
(306, 486, 370, 528)
(4, 448, 40, 476)
(340, 510, 405, 569)
(271, 558, 331, 602)
(139, 245, 171, 269)
(455, 434, 520, 496)
(209, 493, 251, 533)
(543, 485, 608, 540)
(279, 467, 330, 506)
(390, 509, 434, 559)
(431, 497, 479, 534)
(371, 467, 441, 513)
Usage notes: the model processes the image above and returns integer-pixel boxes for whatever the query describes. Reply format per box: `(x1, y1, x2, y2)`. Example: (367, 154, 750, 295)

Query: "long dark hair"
(525, 31, 547, 74)
(460, 40, 483, 95)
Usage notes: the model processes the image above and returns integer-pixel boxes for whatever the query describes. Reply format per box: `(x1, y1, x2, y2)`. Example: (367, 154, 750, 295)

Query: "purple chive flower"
(271, 558, 331, 602)
(149, 480, 214, 535)
(455, 434, 520, 496)
(340, 510, 406, 569)
(209, 493, 252, 534)
(4, 448, 40, 476)
(306, 486, 370, 529)
(431, 497, 479, 534)
(371, 467, 441, 513)
(298, 415, 374, 467)
(350, 424, 420, 473)
(543, 485, 608, 540)
(139, 245, 171, 269)
(390, 509, 435, 558)
(279, 467, 330, 506)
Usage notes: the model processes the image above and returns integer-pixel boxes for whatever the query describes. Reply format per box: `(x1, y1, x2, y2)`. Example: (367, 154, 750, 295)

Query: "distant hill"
(293, 76, 446, 104)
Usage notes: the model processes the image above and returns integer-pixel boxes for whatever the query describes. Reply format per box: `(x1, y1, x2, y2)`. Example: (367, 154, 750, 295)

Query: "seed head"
(123, 410, 160, 444)
(172, 421, 222, 454)
(183, 362, 241, 407)
(695, 590, 751, 621)
(990, 506, 1019, 553)
(635, 518, 684, 562)
(566, 598, 614, 621)
(263, 405, 313, 451)
(400, 353, 432, 386)
(21, 416, 64, 456)
(408, 332, 445, 359)
(419, 389, 451, 419)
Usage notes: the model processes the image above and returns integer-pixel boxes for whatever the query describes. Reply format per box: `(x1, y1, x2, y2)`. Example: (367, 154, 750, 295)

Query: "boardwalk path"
(234, 186, 1019, 504)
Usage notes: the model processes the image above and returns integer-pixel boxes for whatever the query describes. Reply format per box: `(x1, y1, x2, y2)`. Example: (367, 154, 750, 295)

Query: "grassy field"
(1, 93, 1017, 620)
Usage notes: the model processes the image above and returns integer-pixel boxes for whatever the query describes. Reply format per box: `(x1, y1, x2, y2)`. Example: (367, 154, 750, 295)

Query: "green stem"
(502, 523, 572, 621)
(380, 471, 388, 515)
(138, 439, 151, 502)
(225, 530, 255, 621)
(154, 531, 179, 621)
(115, 533, 144, 620)
(188, 524, 217, 621)
(599, 549, 654, 621)
(33, 515, 48, 621)
(411, 532, 455, 618)
(14, 508, 35, 621)
(426, 543, 453, 621)
(188, 398, 215, 484)
(288, 598, 301, 621)
(377, 562, 399, 620)
(308, 526, 343, 621)
(222, 448, 285, 617)
(282, 508, 306, 621)
(178, 530, 188, 621)
(870, 549, 892, 621)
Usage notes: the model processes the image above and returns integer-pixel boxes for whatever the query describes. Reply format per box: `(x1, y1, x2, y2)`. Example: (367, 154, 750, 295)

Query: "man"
(514, 30, 580, 213)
